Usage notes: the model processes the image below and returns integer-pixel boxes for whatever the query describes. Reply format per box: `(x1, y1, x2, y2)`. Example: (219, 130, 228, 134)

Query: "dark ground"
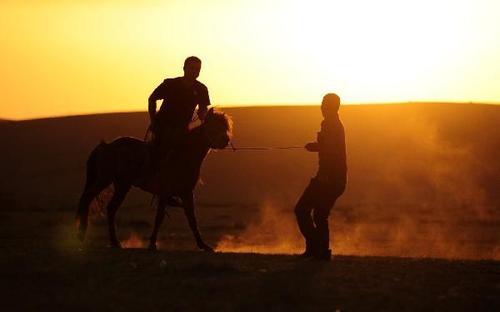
(0, 187, 498, 311)
(1, 246, 499, 311)
(1, 216, 499, 312)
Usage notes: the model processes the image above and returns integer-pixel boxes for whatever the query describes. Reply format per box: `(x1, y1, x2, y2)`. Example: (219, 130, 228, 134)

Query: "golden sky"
(1, 0, 499, 119)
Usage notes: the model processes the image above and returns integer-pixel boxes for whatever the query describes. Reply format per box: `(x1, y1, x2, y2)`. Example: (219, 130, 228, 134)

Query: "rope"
(224, 142, 304, 151)
(144, 117, 305, 151)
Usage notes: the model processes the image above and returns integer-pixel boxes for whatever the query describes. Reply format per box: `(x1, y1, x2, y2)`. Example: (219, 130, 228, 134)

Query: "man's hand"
(197, 107, 208, 121)
(305, 142, 319, 152)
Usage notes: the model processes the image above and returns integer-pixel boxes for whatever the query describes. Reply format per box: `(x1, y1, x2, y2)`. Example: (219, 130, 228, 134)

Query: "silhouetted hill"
(2, 104, 498, 205)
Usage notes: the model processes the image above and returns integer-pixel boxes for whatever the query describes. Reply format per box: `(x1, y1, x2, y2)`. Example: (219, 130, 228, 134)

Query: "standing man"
(148, 56, 210, 195)
(295, 93, 347, 261)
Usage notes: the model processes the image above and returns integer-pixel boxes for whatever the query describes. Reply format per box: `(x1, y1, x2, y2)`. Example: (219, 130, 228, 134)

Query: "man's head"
(183, 56, 202, 82)
(321, 93, 341, 118)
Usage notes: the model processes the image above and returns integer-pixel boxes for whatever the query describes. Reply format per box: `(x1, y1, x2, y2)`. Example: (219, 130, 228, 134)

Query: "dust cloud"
(122, 231, 145, 248)
(216, 201, 303, 254)
(216, 109, 500, 260)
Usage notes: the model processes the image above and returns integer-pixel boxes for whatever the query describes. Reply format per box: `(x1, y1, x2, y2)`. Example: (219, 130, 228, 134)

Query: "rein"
(144, 126, 153, 141)
(146, 113, 305, 152)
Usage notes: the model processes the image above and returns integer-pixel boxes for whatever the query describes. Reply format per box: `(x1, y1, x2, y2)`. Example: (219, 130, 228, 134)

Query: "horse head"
(202, 108, 233, 149)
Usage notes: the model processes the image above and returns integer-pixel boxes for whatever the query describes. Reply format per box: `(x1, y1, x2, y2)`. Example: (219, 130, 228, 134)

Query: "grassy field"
(0, 104, 499, 310)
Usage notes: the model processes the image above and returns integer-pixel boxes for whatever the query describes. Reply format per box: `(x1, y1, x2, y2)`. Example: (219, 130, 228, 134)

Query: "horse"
(76, 108, 232, 251)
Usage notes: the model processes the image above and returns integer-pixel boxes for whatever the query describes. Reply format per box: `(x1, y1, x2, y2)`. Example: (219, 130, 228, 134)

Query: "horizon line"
(2, 101, 500, 122)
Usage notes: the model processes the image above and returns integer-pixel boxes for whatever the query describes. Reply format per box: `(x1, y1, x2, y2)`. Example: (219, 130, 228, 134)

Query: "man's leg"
(294, 181, 319, 257)
(312, 201, 335, 260)
(158, 148, 176, 199)
(312, 184, 343, 260)
(156, 126, 177, 198)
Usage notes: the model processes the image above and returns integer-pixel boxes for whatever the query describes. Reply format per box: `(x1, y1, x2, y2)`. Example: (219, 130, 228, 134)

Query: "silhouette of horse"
(76, 108, 232, 251)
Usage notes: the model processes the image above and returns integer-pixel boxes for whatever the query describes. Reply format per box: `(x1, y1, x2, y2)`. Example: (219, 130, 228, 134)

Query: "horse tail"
(85, 141, 106, 190)
(76, 141, 108, 242)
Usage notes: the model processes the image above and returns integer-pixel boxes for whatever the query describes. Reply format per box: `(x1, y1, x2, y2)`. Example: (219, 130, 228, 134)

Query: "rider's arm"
(148, 80, 167, 124)
(148, 95, 158, 124)
(197, 84, 211, 121)
(197, 106, 208, 121)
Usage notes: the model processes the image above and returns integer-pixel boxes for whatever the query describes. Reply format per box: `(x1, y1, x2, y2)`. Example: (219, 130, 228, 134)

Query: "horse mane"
(209, 109, 234, 138)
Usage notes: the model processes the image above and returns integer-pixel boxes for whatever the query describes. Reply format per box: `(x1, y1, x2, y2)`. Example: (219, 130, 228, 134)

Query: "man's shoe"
(298, 242, 318, 258)
(313, 249, 332, 261)
(298, 249, 315, 258)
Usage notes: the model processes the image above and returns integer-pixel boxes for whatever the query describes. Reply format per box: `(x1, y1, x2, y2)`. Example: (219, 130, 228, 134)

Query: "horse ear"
(208, 107, 214, 115)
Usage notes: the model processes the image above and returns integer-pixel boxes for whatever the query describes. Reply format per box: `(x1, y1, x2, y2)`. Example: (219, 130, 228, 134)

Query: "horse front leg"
(148, 197, 167, 251)
(182, 192, 214, 252)
(106, 183, 130, 248)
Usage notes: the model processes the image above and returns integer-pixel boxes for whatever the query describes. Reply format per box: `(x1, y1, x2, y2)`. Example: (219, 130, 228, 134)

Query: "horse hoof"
(201, 245, 215, 253)
(77, 232, 85, 243)
(148, 244, 157, 251)
(198, 242, 215, 253)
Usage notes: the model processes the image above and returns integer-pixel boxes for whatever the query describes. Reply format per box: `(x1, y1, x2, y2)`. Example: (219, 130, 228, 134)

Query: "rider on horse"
(147, 56, 211, 196)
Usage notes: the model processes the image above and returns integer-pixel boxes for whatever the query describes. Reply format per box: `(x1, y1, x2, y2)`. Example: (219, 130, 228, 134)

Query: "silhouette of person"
(295, 93, 347, 261)
(147, 56, 210, 197)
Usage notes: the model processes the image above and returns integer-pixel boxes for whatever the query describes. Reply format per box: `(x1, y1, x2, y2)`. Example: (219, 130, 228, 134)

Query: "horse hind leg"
(106, 183, 131, 248)
(76, 180, 110, 243)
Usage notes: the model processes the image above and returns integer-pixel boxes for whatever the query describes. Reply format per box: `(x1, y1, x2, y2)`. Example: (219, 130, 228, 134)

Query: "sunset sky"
(1, 0, 499, 120)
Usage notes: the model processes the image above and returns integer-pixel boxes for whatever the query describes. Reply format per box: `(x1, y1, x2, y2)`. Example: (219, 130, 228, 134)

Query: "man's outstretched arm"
(305, 142, 319, 152)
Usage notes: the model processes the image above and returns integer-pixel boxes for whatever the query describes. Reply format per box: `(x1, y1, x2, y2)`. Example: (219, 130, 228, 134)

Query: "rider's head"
(183, 56, 202, 82)
(321, 93, 341, 118)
